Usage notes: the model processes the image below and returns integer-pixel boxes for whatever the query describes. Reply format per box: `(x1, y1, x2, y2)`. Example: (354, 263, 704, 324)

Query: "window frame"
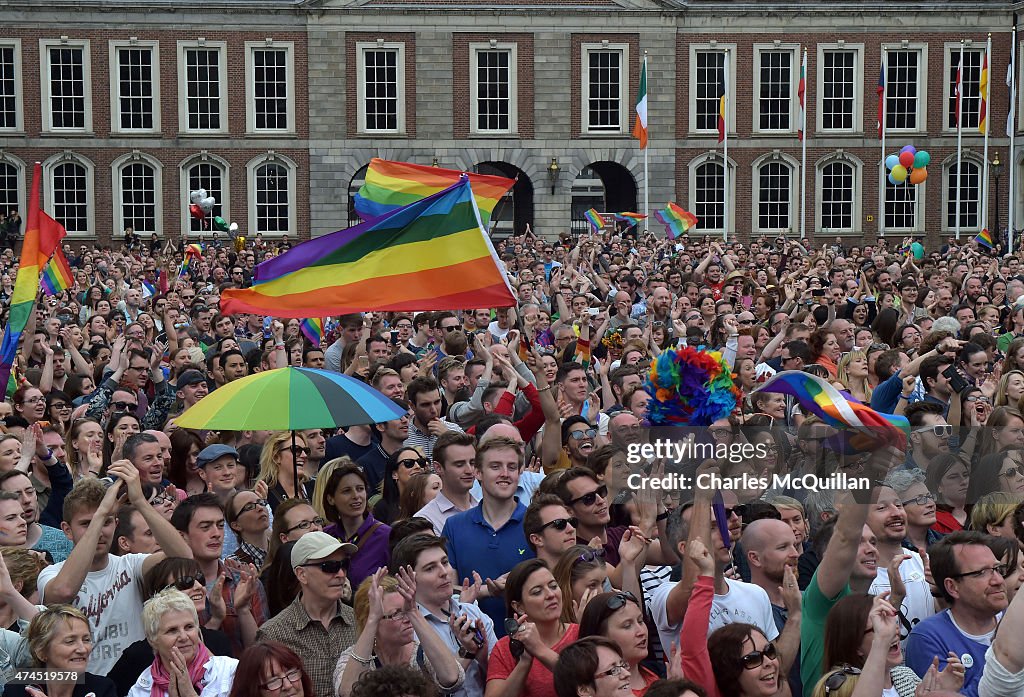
(881, 42, 928, 135)
(469, 42, 518, 136)
(39, 39, 93, 133)
(815, 153, 863, 235)
(355, 41, 406, 135)
(751, 152, 800, 235)
(687, 153, 736, 236)
(816, 43, 864, 135)
(688, 43, 737, 137)
(0, 39, 24, 133)
(245, 40, 295, 135)
(943, 42, 984, 134)
(0, 153, 26, 221)
(42, 152, 94, 237)
(881, 162, 926, 233)
(176, 40, 228, 135)
(112, 152, 163, 237)
(108, 40, 161, 135)
(942, 155, 983, 233)
(580, 41, 629, 136)
(247, 153, 297, 237)
(752, 43, 800, 135)
(179, 153, 230, 236)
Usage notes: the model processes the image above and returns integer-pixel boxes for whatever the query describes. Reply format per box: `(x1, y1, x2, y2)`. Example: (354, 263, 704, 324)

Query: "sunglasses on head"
(539, 517, 577, 532)
(824, 665, 862, 694)
(301, 558, 349, 574)
(398, 457, 429, 469)
(740, 642, 778, 670)
(573, 548, 606, 566)
(164, 573, 206, 592)
(603, 591, 637, 611)
(570, 484, 608, 507)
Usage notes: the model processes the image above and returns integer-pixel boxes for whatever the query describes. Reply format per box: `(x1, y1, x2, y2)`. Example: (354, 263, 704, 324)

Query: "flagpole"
(643, 51, 649, 232)
(1011, 25, 1018, 254)
(723, 50, 730, 244)
(800, 47, 808, 240)
(879, 54, 887, 238)
(956, 40, 965, 240)
(982, 34, 992, 235)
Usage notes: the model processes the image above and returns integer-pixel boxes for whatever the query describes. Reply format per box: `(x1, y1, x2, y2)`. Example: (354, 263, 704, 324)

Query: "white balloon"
(198, 188, 208, 199)
(189, 190, 203, 204)
(199, 196, 216, 212)
(229, 222, 238, 233)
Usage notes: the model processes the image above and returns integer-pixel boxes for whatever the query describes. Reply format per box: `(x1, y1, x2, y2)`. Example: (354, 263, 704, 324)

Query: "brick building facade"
(0, 0, 1018, 247)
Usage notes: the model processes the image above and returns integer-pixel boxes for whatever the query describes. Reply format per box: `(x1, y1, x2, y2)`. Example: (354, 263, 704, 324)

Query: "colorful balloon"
(914, 151, 931, 168)
(899, 151, 915, 168)
(886, 154, 900, 170)
(888, 173, 899, 185)
(212, 216, 230, 232)
(189, 203, 205, 220)
(891, 165, 908, 182)
(909, 167, 928, 185)
(900, 145, 917, 155)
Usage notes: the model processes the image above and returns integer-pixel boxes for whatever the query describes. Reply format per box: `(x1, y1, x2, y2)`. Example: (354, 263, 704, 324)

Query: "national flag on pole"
(0, 163, 66, 391)
(1009, 42, 1017, 137)
(717, 62, 727, 143)
(40, 233, 73, 297)
(979, 50, 989, 134)
(220, 178, 515, 318)
(877, 62, 886, 138)
(955, 50, 964, 129)
(798, 49, 807, 141)
(632, 55, 648, 149)
(583, 208, 607, 232)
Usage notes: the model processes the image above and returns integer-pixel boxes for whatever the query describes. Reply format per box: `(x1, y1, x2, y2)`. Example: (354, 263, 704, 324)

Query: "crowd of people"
(0, 226, 1023, 697)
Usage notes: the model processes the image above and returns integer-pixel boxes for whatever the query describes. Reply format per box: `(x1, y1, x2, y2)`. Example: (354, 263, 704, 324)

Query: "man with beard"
(646, 286, 675, 340)
(439, 357, 472, 413)
(300, 428, 327, 478)
(0, 469, 73, 562)
(905, 401, 952, 470)
(869, 482, 935, 643)
(907, 531, 1003, 696)
(357, 398, 411, 495)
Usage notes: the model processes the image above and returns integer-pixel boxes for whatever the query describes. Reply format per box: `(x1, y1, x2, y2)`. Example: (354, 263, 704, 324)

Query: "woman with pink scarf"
(127, 589, 238, 697)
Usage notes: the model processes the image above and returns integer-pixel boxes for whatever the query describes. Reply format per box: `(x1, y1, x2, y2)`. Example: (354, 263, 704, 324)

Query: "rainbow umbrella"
(175, 367, 406, 494)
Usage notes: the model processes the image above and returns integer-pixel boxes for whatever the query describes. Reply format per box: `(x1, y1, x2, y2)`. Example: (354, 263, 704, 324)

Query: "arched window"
(694, 160, 725, 231)
(756, 160, 793, 232)
(51, 161, 89, 234)
(185, 160, 225, 233)
(884, 177, 918, 231)
(0, 161, 19, 220)
(254, 162, 289, 233)
(946, 160, 981, 231)
(118, 161, 157, 234)
(820, 160, 855, 232)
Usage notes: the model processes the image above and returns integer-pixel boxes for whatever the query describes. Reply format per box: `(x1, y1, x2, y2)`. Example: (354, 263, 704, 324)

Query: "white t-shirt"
(38, 552, 149, 676)
(647, 577, 779, 657)
(869, 550, 935, 644)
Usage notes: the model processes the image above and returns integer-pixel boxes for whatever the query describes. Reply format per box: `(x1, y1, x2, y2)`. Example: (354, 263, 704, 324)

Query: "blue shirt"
(441, 501, 534, 637)
(905, 609, 990, 697)
(870, 371, 905, 414)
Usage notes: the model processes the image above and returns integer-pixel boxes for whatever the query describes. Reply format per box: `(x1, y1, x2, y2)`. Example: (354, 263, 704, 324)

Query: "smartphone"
(945, 365, 969, 394)
(812, 288, 825, 297)
(390, 330, 399, 346)
(587, 307, 600, 316)
(262, 316, 273, 339)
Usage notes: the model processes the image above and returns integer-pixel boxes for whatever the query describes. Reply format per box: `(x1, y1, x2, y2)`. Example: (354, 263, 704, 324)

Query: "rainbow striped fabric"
(220, 178, 516, 318)
(180, 243, 204, 277)
(353, 158, 515, 225)
(0, 163, 66, 391)
(755, 370, 909, 452)
(614, 212, 647, 227)
(583, 208, 606, 232)
(300, 318, 324, 347)
(41, 244, 73, 296)
(975, 228, 994, 249)
(653, 203, 699, 239)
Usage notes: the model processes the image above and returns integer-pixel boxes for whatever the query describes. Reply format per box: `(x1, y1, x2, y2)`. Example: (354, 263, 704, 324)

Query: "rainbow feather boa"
(644, 346, 741, 427)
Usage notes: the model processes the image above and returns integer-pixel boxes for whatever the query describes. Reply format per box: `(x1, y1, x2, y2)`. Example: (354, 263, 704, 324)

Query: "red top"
(932, 508, 966, 534)
(488, 623, 580, 697)
(633, 666, 660, 696)
(680, 575, 720, 697)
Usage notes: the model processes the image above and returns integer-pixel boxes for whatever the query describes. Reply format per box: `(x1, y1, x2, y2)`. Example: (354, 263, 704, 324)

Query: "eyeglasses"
(442, 326, 460, 333)
(708, 427, 733, 440)
(237, 499, 268, 515)
(150, 492, 176, 506)
(737, 319, 756, 326)
(951, 564, 1008, 581)
(381, 609, 410, 623)
(539, 517, 578, 532)
(260, 669, 303, 691)
(112, 401, 139, 411)
(277, 446, 310, 457)
(740, 642, 778, 670)
(595, 661, 630, 679)
(285, 517, 324, 533)
(572, 548, 606, 566)
(568, 428, 597, 441)
(50, 402, 71, 411)
(22, 396, 45, 404)
(824, 666, 862, 695)
(1001, 467, 1024, 479)
(913, 424, 953, 437)
(398, 457, 429, 469)
(163, 573, 206, 592)
(569, 484, 608, 507)
(301, 558, 349, 575)
(901, 493, 936, 506)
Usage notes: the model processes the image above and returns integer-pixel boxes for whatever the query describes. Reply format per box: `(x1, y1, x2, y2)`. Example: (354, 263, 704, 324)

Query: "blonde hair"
(310, 457, 349, 520)
(142, 588, 200, 643)
(257, 431, 310, 488)
(353, 574, 400, 633)
(27, 605, 91, 667)
(2, 548, 46, 598)
(971, 491, 1022, 533)
(810, 668, 858, 697)
(835, 349, 872, 402)
(997, 370, 1024, 407)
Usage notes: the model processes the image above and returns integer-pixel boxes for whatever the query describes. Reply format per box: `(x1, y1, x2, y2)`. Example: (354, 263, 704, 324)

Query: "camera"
(944, 365, 969, 394)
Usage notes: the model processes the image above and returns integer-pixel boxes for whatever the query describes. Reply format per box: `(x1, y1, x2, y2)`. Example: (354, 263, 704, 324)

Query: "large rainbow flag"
(353, 158, 515, 225)
(654, 203, 698, 240)
(754, 370, 909, 452)
(0, 163, 66, 390)
(220, 177, 516, 318)
(41, 243, 73, 296)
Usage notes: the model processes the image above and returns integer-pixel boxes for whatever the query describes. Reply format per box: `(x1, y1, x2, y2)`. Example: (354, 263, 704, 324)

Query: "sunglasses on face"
(740, 642, 778, 670)
(913, 424, 953, 437)
(112, 401, 139, 411)
(568, 428, 597, 441)
(301, 558, 349, 575)
(398, 457, 429, 469)
(1001, 467, 1024, 479)
(163, 573, 206, 592)
(570, 484, 608, 507)
(539, 517, 578, 532)
(277, 446, 310, 457)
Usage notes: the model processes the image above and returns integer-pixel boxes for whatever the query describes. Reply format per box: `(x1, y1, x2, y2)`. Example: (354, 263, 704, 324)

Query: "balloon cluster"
(188, 189, 237, 234)
(885, 145, 931, 186)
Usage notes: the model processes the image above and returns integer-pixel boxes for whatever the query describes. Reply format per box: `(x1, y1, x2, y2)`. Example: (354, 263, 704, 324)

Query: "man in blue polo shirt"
(906, 530, 1007, 696)
(442, 435, 533, 636)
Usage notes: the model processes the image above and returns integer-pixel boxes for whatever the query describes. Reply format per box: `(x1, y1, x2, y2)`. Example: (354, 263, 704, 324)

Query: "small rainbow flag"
(583, 208, 607, 232)
(975, 228, 994, 249)
(300, 318, 324, 347)
(180, 243, 204, 277)
(754, 370, 909, 452)
(354, 158, 515, 225)
(41, 245, 73, 297)
(653, 203, 699, 240)
(614, 212, 647, 228)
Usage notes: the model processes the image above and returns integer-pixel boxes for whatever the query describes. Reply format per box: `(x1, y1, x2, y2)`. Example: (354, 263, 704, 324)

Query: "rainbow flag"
(353, 158, 515, 225)
(614, 212, 647, 228)
(0, 163, 66, 391)
(180, 243, 203, 277)
(653, 203, 699, 240)
(754, 370, 909, 452)
(583, 208, 606, 232)
(975, 228, 994, 249)
(221, 178, 516, 318)
(300, 318, 323, 347)
(41, 244, 73, 296)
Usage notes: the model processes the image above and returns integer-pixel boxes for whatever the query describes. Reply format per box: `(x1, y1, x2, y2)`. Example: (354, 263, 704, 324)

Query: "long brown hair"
(822, 594, 874, 671)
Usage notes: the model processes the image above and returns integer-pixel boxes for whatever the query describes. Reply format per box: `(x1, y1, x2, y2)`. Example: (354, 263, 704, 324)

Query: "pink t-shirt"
(487, 624, 580, 697)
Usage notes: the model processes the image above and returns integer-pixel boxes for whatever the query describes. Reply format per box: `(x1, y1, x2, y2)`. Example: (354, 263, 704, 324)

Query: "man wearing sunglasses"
(906, 531, 1006, 696)
(523, 493, 579, 570)
(257, 531, 358, 697)
(905, 402, 952, 471)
